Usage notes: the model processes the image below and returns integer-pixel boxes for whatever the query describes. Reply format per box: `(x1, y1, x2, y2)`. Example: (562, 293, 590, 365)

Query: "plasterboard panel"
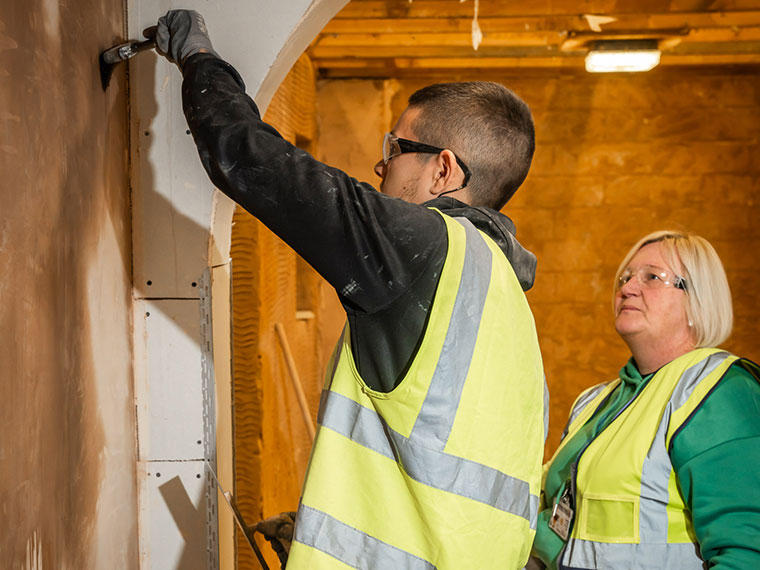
(126, 4, 349, 569)
(137, 299, 205, 461)
(130, 45, 210, 300)
(139, 460, 213, 570)
(128, 0, 334, 300)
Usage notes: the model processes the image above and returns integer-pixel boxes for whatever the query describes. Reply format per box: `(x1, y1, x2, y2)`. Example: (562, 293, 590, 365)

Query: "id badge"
(548, 488, 573, 541)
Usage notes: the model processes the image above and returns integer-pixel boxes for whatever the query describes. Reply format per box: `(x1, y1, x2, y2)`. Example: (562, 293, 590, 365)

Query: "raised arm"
(181, 52, 445, 314)
(153, 10, 446, 314)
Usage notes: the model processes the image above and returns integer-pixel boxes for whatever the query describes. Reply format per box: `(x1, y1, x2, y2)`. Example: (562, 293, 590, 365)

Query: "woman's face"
(614, 242, 692, 347)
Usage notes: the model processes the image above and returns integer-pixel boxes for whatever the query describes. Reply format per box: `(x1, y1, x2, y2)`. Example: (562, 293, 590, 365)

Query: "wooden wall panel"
(317, 65, 760, 458)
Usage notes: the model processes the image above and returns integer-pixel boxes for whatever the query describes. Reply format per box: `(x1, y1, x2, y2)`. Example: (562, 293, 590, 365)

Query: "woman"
(532, 231, 760, 569)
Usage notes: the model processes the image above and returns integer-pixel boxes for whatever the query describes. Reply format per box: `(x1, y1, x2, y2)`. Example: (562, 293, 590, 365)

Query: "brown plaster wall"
(0, 1, 137, 568)
(316, 66, 760, 458)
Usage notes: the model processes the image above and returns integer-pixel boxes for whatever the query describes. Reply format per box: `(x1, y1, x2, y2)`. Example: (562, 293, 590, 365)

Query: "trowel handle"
(142, 25, 158, 41)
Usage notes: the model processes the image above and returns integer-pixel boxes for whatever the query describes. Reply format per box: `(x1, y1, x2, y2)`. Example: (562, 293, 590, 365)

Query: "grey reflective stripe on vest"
(320, 390, 539, 524)
(638, 351, 730, 543)
(295, 504, 437, 570)
(312, 217, 537, 562)
(318, 390, 395, 459)
(562, 351, 731, 569)
(408, 218, 492, 450)
(561, 541, 704, 570)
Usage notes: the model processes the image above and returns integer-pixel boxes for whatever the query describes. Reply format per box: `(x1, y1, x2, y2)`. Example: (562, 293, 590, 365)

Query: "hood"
(426, 196, 537, 291)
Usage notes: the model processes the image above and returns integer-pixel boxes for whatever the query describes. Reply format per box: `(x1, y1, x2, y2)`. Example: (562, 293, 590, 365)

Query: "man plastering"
(156, 10, 547, 570)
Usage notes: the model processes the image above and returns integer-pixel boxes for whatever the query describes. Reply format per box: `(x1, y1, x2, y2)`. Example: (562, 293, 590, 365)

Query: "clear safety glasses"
(381, 132, 472, 190)
(617, 265, 688, 291)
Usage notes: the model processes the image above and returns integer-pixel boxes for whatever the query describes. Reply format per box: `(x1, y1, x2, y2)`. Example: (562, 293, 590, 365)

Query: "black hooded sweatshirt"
(181, 54, 537, 393)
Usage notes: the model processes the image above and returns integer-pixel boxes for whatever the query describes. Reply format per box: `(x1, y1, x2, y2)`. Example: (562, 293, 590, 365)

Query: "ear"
(429, 150, 468, 199)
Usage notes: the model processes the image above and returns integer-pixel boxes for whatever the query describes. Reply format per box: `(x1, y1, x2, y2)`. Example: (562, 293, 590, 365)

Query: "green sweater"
(533, 357, 760, 569)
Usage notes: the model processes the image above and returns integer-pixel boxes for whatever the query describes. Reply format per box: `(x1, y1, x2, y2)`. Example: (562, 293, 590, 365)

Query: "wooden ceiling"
(309, 0, 760, 77)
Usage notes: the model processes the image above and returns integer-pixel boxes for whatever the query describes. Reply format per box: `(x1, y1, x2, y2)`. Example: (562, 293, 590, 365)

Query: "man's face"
(373, 107, 434, 204)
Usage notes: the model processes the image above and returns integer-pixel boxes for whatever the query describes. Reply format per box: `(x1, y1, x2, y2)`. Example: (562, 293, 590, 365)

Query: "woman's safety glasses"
(617, 265, 688, 291)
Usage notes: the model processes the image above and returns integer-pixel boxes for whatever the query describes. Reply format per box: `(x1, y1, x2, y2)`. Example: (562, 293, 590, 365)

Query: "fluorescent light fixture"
(585, 39, 661, 73)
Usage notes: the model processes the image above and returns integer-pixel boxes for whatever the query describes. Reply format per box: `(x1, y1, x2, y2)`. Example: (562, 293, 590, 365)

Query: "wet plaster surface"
(1, 1, 137, 568)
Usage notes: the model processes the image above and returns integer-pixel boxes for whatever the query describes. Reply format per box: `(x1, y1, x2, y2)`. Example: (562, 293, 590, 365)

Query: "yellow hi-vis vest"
(287, 212, 546, 570)
(549, 348, 737, 570)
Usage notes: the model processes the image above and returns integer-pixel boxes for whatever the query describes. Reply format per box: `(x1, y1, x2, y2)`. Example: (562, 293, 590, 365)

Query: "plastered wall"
(316, 66, 760, 457)
(0, 1, 137, 568)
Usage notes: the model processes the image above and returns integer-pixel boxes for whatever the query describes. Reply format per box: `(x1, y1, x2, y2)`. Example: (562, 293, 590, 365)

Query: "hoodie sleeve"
(180, 53, 447, 314)
(670, 362, 760, 570)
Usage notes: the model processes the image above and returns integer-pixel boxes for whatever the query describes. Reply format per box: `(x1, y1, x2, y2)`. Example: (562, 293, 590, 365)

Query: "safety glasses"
(617, 265, 688, 291)
(381, 132, 472, 190)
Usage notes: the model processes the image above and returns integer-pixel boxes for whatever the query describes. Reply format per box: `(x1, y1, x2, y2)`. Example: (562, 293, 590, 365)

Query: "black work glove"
(155, 9, 219, 69)
(254, 511, 297, 570)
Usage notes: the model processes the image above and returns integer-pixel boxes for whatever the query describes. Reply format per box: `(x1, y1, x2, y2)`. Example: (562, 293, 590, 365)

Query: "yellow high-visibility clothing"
(549, 348, 737, 569)
(287, 212, 546, 569)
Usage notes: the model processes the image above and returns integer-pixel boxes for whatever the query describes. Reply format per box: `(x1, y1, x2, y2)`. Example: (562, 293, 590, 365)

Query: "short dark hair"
(407, 81, 535, 210)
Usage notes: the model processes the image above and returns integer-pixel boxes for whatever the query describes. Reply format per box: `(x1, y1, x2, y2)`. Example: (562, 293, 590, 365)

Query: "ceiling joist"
(311, 1, 760, 77)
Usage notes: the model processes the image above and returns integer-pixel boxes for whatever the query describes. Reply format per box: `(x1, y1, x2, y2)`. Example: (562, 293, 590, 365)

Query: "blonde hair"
(613, 230, 733, 348)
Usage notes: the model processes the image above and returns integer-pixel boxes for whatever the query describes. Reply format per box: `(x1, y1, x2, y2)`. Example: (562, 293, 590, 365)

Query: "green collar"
(619, 357, 655, 388)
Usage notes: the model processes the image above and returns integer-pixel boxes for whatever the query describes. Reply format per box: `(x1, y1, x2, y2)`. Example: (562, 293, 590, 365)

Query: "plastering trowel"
(99, 26, 157, 90)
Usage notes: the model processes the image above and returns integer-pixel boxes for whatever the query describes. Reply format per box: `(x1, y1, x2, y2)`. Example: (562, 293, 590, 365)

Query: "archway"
(127, 2, 348, 568)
